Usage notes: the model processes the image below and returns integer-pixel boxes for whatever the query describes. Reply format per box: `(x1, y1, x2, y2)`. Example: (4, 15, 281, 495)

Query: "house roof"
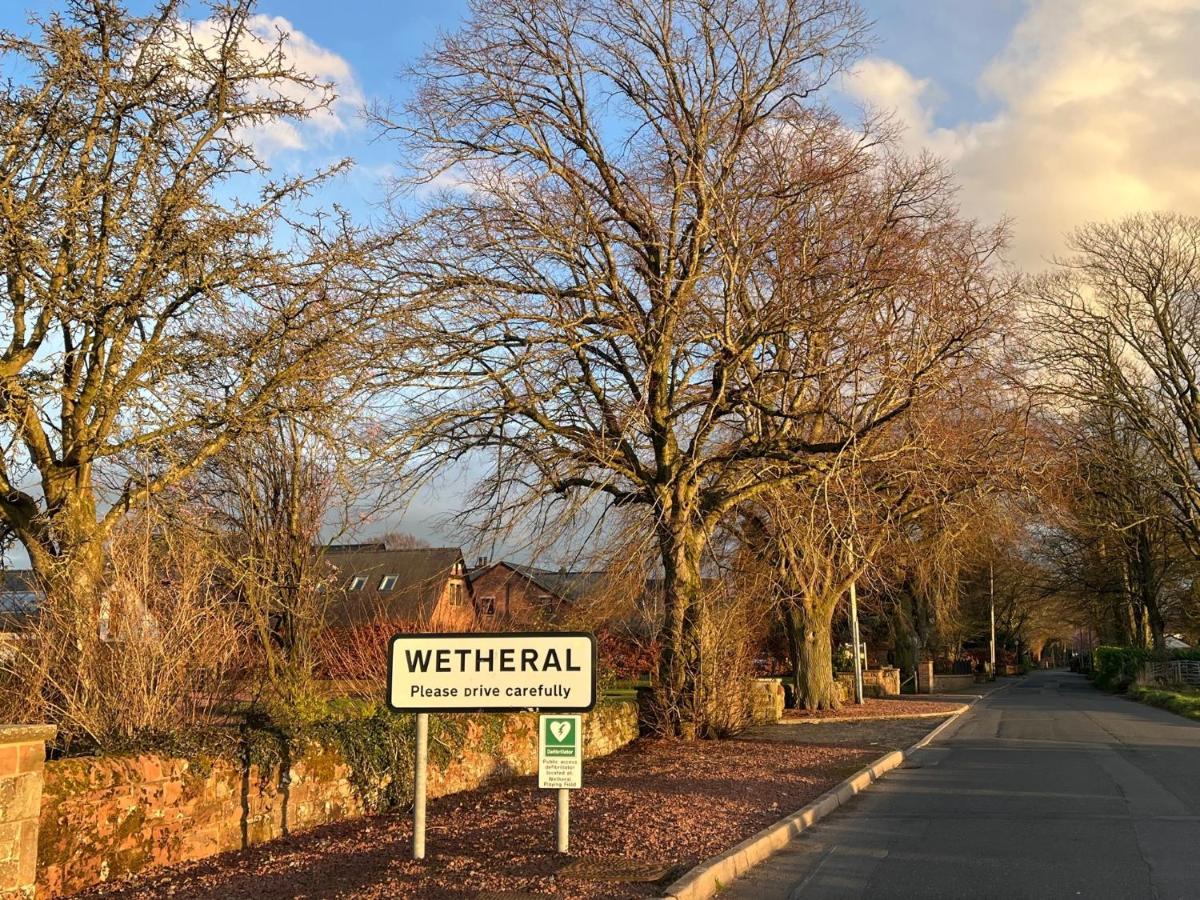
(0, 569, 40, 627)
(468, 561, 606, 605)
(323, 547, 467, 627)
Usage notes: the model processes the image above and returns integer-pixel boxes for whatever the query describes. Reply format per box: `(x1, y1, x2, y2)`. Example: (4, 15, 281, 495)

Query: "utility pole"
(989, 561, 996, 681)
(850, 578, 864, 705)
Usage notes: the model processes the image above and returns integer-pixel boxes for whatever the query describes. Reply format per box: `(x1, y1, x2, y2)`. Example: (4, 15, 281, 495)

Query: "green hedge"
(1093, 646, 1200, 692)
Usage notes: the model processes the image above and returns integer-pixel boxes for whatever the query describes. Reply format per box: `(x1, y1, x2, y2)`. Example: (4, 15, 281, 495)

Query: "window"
(479, 595, 496, 616)
(449, 581, 464, 605)
(379, 575, 398, 591)
(348, 576, 367, 591)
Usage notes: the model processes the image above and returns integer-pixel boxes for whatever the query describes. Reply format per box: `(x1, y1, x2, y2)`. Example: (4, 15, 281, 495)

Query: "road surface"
(723, 670, 1200, 899)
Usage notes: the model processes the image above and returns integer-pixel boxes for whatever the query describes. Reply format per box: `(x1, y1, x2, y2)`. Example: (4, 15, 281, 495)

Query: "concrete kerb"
(658, 696, 987, 900)
(774, 705, 967, 725)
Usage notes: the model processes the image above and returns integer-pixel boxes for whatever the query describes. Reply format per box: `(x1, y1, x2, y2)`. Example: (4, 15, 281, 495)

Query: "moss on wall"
(36, 701, 638, 897)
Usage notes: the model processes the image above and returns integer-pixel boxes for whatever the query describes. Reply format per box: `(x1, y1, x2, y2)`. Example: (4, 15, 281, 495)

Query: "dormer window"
(379, 575, 398, 591)
(349, 576, 367, 591)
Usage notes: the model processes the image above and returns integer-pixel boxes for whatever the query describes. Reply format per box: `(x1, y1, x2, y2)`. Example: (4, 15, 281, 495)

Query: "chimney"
(476, 556, 489, 568)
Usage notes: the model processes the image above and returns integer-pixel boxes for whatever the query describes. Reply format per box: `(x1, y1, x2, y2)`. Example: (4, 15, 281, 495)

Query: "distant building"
(0, 568, 152, 643)
(467, 559, 607, 625)
(0, 569, 39, 631)
(322, 545, 475, 631)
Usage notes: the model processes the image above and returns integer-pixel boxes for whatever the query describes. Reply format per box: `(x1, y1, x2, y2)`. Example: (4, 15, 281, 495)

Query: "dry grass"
(0, 513, 242, 752)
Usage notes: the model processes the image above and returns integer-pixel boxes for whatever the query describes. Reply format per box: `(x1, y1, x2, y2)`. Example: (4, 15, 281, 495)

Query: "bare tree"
(1033, 214, 1200, 559)
(0, 1, 386, 602)
(377, 531, 431, 550)
(201, 418, 336, 694)
(1037, 403, 1184, 652)
(385, 0, 1007, 733)
(738, 380, 1029, 709)
(0, 506, 242, 752)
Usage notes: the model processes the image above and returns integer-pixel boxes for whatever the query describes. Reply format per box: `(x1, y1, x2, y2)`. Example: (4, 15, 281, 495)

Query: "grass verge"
(1128, 685, 1200, 720)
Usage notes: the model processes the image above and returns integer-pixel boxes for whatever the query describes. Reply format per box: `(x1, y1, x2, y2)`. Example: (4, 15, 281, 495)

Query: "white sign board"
(388, 632, 596, 713)
(538, 714, 582, 789)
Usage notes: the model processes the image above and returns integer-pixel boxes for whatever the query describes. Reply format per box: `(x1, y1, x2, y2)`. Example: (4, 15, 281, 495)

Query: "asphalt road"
(722, 670, 1200, 900)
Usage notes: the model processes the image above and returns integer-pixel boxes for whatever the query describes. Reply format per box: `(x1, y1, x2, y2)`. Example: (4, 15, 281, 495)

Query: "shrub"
(1093, 646, 1200, 692)
(0, 514, 243, 754)
(595, 629, 658, 682)
(1093, 647, 1151, 692)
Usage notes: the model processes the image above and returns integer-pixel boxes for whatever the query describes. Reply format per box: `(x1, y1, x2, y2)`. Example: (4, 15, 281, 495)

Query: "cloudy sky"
(4, 0, 1198, 549)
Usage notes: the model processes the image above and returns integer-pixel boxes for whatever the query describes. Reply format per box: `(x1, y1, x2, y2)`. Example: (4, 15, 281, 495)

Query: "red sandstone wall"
(36, 703, 637, 897)
(0, 725, 55, 900)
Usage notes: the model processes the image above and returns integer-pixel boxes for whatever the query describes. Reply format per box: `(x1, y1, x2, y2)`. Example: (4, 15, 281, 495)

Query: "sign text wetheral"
(388, 632, 596, 713)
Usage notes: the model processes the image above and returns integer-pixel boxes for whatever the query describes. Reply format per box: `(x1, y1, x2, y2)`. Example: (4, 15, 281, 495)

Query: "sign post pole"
(539, 712, 581, 854)
(412, 712, 428, 860)
(556, 788, 569, 853)
(388, 632, 596, 862)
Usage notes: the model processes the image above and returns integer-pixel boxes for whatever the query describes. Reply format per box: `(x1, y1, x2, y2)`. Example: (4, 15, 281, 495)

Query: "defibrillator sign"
(388, 632, 596, 713)
(538, 714, 582, 789)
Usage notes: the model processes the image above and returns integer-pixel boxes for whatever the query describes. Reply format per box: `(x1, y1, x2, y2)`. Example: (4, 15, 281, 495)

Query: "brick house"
(466, 560, 606, 626)
(323, 545, 475, 631)
(0, 570, 38, 632)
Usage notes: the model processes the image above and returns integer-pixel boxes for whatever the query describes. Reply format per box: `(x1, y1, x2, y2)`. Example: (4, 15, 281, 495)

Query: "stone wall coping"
(0, 723, 57, 744)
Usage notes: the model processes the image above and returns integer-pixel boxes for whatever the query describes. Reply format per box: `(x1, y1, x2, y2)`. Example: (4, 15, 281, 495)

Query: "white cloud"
(185, 14, 364, 158)
(844, 0, 1200, 268)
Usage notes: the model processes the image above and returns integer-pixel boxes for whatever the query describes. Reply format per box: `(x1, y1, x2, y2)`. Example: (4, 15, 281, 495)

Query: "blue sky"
(0, 1, 1027, 227)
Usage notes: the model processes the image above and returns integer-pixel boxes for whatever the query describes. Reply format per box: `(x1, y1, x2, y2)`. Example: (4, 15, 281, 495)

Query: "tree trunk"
(18, 499, 106, 609)
(654, 521, 705, 738)
(1133, 526, 1167, 656)
(784, 596, 840, 711)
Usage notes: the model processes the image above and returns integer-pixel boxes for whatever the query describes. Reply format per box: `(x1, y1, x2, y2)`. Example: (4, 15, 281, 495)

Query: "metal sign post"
(412, 712, 428, 860)
(388, 632, 596, 860)
(539, 713, 582, 853)
(850, 578, 864, 705)
(557, 789, 570, 852)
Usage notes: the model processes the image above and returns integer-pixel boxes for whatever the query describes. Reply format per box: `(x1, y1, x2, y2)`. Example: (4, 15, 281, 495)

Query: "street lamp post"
(850, 578, 864, 705)
(989, 561, 996, 681)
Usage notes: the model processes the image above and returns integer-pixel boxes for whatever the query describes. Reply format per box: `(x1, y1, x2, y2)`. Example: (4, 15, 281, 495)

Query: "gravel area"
(745, 714, 957, 752)
(78, 738, 878, 900)
(781, 698, 964, 721)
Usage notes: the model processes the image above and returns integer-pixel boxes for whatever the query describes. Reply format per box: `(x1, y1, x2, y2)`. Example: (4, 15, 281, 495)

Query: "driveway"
(722, 670, 1200, 900)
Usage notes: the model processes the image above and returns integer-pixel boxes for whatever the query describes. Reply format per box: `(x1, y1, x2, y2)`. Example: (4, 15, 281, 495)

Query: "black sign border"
(386, 631, 598, 714)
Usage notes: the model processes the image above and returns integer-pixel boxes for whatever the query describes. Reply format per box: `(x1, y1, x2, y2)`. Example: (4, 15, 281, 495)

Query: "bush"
(0, 514, 243, 754)
(1093, 646, 1200, 692)
(1093, 647, 1151, 691)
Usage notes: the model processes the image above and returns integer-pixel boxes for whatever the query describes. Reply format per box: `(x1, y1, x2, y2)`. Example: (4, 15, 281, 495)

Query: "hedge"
(1093, 646, 1200, 692)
